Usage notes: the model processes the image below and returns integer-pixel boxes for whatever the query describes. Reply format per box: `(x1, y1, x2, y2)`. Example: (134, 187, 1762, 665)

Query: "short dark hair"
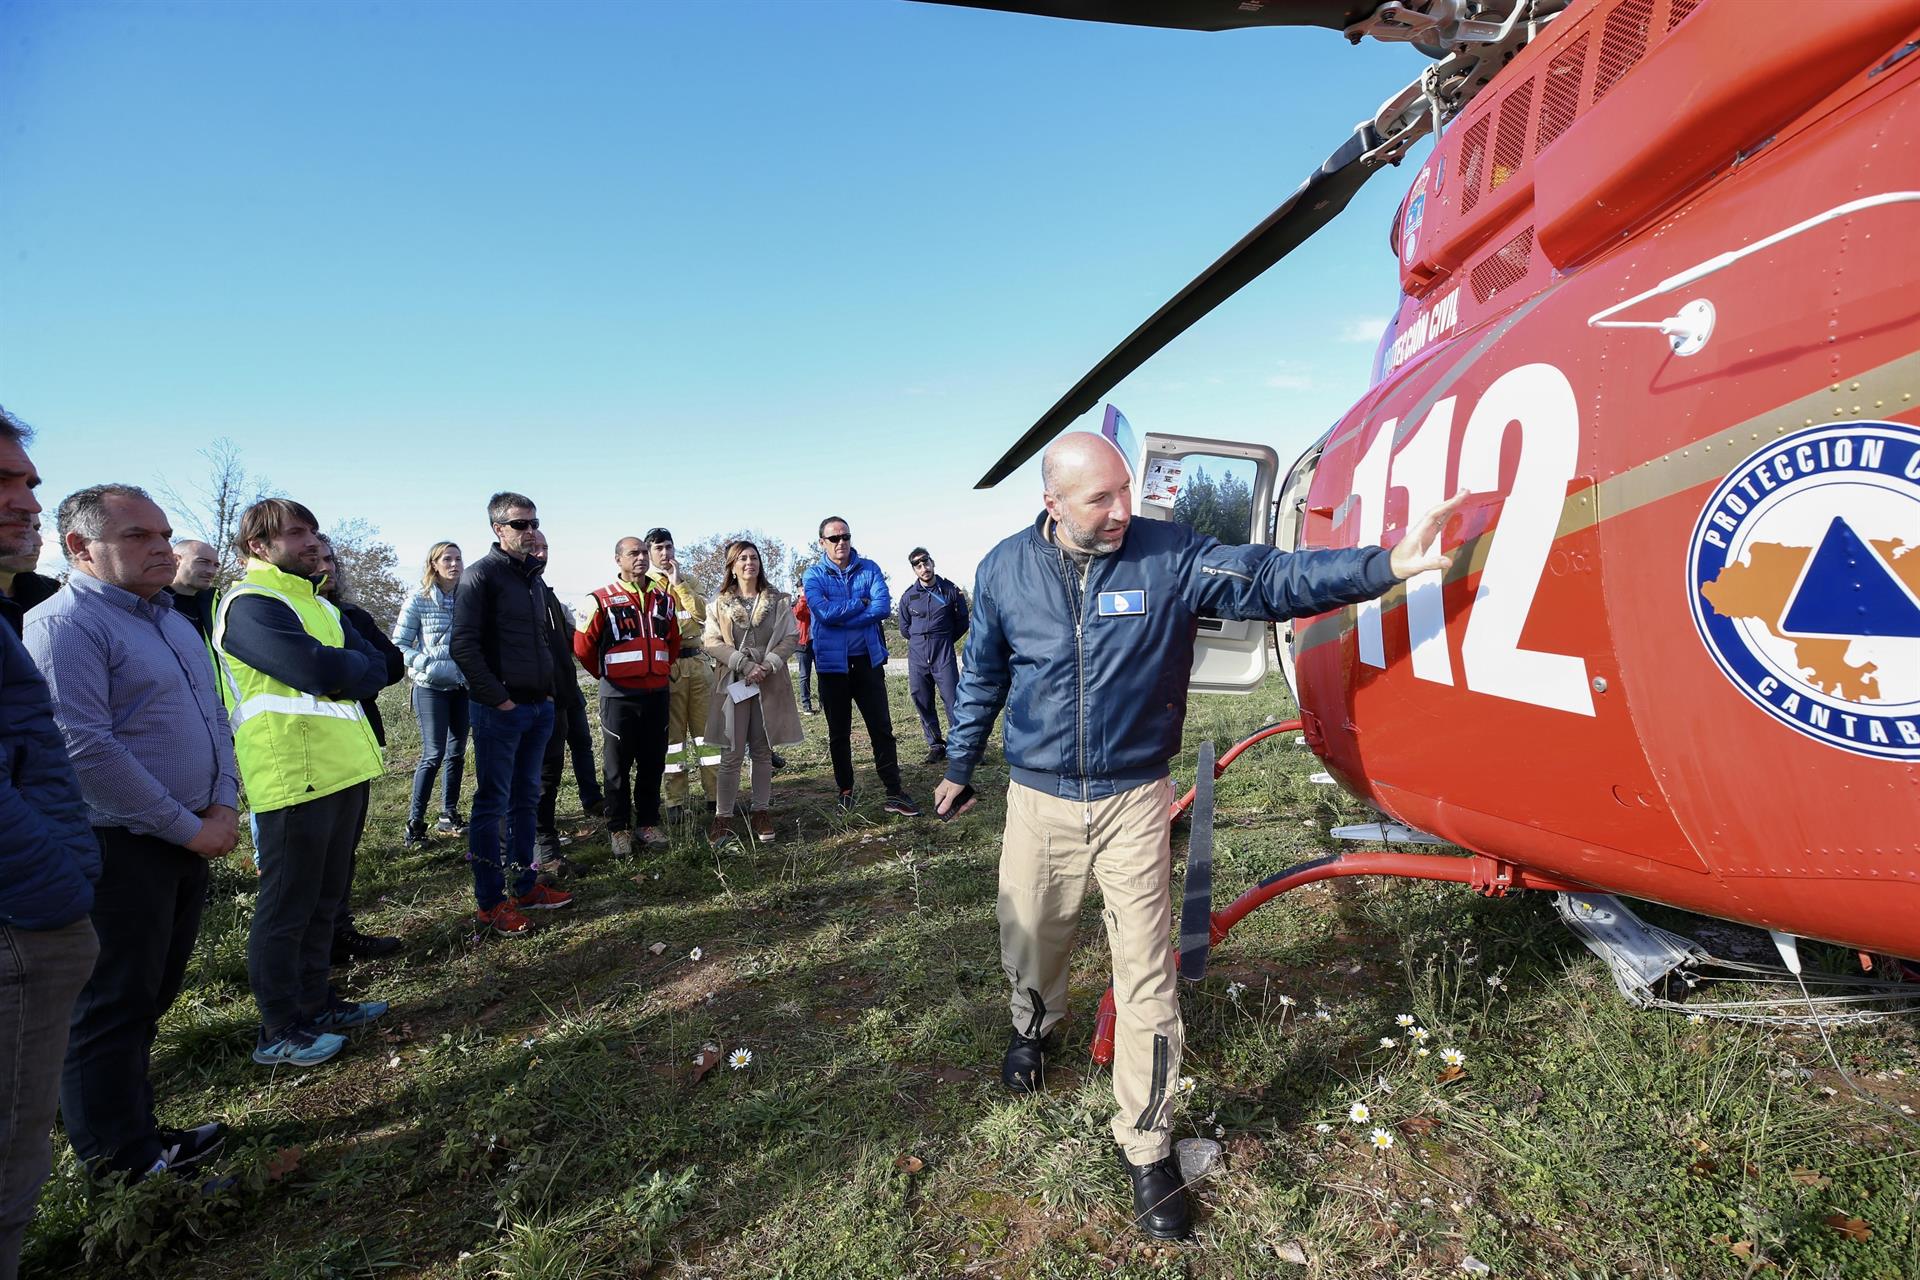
(818, 515, 848, 538)
(909, 547, 930, 564)
(488, 492, 535, 525)
(0, 404, 31, 447)
(235, 497, 321, 559)
(56, 483, 154, 562)
(644, 527, 673, 548)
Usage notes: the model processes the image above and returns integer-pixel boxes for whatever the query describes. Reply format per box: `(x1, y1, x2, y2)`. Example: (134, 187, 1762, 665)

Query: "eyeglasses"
(910, 558, 930, 568)
(822, 533, 851, 544)
(498, 517, 540, 532)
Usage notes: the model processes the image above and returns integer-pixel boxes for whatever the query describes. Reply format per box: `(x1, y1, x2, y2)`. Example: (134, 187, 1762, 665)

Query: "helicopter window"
(1164, 454, 1259, 547)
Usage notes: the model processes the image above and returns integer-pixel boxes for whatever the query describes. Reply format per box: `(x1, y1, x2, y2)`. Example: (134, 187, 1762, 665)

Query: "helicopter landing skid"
(1555, 891, 1707, 1004)
(1083, 857, 1919, 1065)
(1557, 892, 1920, 1027)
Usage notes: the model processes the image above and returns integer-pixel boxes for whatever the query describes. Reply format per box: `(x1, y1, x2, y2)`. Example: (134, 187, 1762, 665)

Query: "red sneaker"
(476, 902, 531, 935)
(514, 883, 574, 912)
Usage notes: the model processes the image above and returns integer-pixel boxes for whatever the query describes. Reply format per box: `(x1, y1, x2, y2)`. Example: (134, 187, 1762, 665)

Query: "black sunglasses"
(822, 533, 851, 544)
(910, 557, 930, 567)
(498, 517, 540, 532)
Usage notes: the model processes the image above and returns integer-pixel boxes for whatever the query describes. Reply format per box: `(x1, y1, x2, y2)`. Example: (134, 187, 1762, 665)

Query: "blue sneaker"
(312, 999, 390, 1031)
(252, 1023, 346, 1067)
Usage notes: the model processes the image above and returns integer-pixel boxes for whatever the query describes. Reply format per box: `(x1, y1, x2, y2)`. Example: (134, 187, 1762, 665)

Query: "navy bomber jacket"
(943, 512, 1399, 800)
(0, 620, 100, 930)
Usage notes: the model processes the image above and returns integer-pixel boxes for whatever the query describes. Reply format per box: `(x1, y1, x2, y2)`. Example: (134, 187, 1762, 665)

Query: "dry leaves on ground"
(1822, 1213, 1871, 1242)
(265, 1146, 304, 1183)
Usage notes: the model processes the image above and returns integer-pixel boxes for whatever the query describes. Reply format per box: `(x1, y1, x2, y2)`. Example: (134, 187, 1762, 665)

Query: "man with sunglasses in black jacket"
(449, 493, 574, 935)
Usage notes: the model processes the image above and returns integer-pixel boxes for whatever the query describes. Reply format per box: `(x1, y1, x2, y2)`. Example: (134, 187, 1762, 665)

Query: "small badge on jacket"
(1097, 590, 1146, 617)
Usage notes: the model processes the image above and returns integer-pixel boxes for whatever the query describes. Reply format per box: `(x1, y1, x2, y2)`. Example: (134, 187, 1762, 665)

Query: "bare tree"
(327, 517, 408, 633)
(789, 547, 821, 591)
(680, 529, 797, 600)
(156, 438, 273, 585)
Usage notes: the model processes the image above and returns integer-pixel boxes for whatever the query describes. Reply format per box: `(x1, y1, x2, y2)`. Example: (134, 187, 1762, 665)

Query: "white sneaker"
(610, 830, 633, 857)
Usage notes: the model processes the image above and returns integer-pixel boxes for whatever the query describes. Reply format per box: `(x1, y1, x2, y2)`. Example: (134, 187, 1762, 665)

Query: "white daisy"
(1440, 1048, 1465, 1068)
(728, 1047, 752, 1070)
(1379, 1037, 1398, 1050)
(1314, 1008, 1332, 1022)
(1416, 1047, 1431, 1058)
(1369, 1128, 1395, 1151)
(1395, 1014, 1416, 1028)
(1410, 1026, 1430, 1043)
(1348, 1101, 1370, 1124)
(1314, 1123, 1332, 1134)
(690, 946, 704, 962)
(1277, 994, 1297, 1007)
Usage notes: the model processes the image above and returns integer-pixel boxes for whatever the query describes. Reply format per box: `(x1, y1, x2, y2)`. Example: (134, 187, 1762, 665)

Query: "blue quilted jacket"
(802, 552, 892, 674)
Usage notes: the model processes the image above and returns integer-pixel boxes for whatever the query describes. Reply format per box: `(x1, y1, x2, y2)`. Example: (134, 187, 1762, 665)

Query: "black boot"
(1115, 1148, 1191, 1240)
(1001, 1029, 1055, 1093)
(332, 925, 403, 964)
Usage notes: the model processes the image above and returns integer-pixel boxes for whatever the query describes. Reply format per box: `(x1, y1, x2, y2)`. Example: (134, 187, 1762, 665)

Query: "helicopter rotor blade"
(1178, 740, 1217, 983)
(911, 1, 1382, 34)
(975, 120, 1388, 488)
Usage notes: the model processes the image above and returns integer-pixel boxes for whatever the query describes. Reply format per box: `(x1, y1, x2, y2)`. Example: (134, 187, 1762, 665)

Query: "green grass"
(23, 674, 1920, 1278)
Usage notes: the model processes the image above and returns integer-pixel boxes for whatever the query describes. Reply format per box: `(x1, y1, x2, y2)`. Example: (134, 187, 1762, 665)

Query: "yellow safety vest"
(212, 559, 382, 813)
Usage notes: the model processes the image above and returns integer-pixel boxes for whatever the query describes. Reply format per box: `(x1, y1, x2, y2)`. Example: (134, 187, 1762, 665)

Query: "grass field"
(21, 671, 1920, 1279)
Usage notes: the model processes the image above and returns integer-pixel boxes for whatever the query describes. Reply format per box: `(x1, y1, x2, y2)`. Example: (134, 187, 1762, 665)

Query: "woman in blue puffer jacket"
(391, 541, 468, 849)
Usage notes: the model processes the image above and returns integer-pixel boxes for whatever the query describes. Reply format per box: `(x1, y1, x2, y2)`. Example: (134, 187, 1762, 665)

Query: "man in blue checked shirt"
(24, 483, 239, 1185)
(932, 431, 1465, 1241)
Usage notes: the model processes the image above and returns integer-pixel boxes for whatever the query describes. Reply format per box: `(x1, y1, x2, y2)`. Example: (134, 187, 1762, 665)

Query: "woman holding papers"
(701, 540, 802, 845)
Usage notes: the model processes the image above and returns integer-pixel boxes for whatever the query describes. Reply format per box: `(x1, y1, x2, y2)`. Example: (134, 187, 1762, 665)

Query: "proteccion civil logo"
(1687, 420, 1920, 761)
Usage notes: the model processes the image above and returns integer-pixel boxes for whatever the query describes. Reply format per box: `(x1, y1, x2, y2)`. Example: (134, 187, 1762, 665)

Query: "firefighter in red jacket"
(573, 536, 679, 856)
(793, 587, 815, 715)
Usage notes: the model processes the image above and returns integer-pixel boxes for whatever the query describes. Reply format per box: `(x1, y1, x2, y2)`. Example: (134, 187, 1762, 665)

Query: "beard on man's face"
(1058, 512, 1124, 556)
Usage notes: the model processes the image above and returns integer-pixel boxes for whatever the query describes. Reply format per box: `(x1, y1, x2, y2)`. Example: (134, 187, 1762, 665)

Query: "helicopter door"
(1137, 433, 1281, 693)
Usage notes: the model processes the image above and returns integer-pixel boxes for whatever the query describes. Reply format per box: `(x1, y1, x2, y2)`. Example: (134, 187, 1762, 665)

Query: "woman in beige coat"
(702, 540, 803, 845)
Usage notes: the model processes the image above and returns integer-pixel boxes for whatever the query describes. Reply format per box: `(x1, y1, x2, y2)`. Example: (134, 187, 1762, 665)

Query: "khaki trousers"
(664, 658, 718, 804)
(999, 778, 1181, 1162)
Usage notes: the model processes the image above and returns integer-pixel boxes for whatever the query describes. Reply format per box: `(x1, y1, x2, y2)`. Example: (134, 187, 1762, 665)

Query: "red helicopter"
(925, 0, 1920, 1033)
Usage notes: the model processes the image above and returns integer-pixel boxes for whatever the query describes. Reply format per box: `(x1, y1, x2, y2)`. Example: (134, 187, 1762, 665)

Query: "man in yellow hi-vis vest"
(213, 498, 392, 1069)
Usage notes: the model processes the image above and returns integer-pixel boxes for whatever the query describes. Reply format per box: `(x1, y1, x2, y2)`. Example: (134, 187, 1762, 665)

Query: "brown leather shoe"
(749, 811, 776, 843)
(707, 816, 739, 847)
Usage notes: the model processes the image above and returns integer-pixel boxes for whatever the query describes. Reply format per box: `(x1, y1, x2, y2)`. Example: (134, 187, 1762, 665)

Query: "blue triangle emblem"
(1779, 516, 1920, 638)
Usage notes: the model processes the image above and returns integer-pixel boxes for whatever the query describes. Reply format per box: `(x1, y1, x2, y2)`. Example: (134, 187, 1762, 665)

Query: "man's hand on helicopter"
(1388, 489, 1471, 580)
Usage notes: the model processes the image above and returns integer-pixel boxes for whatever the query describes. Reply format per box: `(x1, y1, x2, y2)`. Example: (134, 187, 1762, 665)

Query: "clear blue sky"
(0, 0, 1429, 600)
